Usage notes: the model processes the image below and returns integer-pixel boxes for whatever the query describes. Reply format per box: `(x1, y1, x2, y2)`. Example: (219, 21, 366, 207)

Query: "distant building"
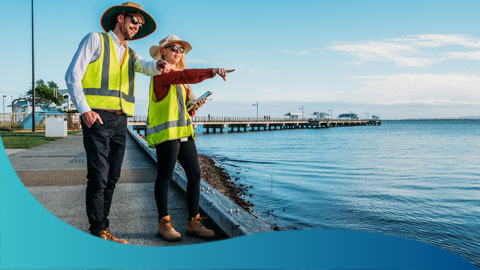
(338, 113, 359, 120)
(58, 89, 77, 112)
(371, 115, 380, 120)
(58, 89, 76, 112)
(10, 98, 42, 114)
(313, 112, 329, 120)
(8, 89, 75, 114)
(284, 112, 302, 120)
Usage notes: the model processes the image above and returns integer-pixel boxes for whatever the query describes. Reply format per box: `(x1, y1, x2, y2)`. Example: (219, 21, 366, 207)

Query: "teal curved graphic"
(0, 137, 476, 270)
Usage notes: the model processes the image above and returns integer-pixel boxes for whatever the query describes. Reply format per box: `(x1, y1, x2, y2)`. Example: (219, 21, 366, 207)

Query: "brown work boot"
(158, 215, 182, 241)
(98, 228, 128, 244)
(186, 214, 215, 239)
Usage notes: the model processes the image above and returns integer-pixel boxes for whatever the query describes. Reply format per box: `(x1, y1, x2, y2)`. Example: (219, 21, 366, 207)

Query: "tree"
(27, 79, 63, 106)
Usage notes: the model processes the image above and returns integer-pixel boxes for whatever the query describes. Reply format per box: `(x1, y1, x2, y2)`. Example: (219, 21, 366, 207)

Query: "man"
(65, 2, 170, 243)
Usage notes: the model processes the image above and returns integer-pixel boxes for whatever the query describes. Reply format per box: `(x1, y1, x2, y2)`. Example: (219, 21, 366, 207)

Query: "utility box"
(45, 116, 68, 137)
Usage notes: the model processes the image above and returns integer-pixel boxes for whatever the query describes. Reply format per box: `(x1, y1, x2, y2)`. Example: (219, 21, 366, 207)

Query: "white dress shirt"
(65, 30, 160, 114)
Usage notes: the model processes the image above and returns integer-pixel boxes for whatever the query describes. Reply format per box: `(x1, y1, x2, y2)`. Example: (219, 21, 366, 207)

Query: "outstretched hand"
(213, 68, 235, 81)
(156, 60, 172, 73)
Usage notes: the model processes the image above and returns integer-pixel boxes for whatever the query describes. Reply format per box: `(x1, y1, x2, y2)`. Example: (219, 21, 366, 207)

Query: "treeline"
(27, 79, 63, 106)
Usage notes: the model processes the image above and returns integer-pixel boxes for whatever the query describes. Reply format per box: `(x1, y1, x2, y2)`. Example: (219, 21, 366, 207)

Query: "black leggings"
(154, 137, 201, 219)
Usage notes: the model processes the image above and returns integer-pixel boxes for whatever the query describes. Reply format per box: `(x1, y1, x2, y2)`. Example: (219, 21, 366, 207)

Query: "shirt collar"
(108, 30, 121, 45)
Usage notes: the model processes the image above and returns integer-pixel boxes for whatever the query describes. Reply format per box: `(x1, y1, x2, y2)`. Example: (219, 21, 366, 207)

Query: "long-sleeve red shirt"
(153, 68, 215, 101)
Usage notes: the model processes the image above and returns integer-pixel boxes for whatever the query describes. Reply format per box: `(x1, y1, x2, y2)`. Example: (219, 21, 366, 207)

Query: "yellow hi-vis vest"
(81, 32, 136, 116)
(146, 79, 194, 147)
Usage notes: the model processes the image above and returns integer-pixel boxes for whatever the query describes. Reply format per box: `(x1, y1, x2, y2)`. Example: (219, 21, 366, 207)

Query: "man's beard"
(124, 25, 134, 40)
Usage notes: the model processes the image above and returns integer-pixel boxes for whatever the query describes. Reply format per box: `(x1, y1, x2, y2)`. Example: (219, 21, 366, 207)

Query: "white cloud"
(231, 65, 263, 73)
(351, 74, 480, 105)
(447, 51, 480, 60)
(329, 34, 480, 67)
(263, 73, 480, 106)
(413, 34, 480, 48)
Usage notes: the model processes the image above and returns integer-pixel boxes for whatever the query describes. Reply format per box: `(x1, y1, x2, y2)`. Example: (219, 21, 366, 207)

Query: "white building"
(9, 89, 75, 114)
(284, 112, 303, 120)
(338, 113, 359, 120)
(313, 112, 329, 120)
(10, 98, 42, 114)
(59, 89, 76, 112)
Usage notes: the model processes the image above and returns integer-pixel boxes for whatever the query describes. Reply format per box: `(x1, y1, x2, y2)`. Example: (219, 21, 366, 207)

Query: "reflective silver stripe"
(127, 47, 135, 98)
(147, 118, 192, 135)
(84, 88, 135, 103)
(176, 84, 187, 126)
(100, 33, 110, 91)
(147, 85, 191, 135)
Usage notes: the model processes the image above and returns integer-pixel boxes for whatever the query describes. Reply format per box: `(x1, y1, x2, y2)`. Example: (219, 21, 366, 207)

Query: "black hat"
(100, 2, 156, 40)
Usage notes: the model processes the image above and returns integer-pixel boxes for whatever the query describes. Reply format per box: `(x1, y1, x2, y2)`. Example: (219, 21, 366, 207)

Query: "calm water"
(193, 120, 480, 266)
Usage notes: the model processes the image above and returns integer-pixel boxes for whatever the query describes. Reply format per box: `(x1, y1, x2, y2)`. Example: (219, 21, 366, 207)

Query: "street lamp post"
(252, 101, 258, 119)
(299, 105, 304, 119)
(328, 109, 333, 120)
(31, 0, 36, 133)
(11, 96, 14, 130)
(2, 95, 6, 123)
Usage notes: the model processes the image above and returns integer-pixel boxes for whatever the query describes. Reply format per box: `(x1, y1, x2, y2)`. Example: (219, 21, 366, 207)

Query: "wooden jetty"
(128, 115, 381, 134)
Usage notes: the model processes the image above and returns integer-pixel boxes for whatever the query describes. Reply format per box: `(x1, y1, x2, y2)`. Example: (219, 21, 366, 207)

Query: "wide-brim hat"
(100, 2, 156, 41)
(149, 34, 192, 60)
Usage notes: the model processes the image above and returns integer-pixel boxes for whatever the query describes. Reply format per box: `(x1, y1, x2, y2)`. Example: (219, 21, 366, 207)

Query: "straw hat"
(149, 35, 192, 60)
(100, 2, 156, 40)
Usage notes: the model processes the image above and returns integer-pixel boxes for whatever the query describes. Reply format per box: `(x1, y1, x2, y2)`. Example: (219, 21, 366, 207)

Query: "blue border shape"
(0, 137, 477, 270)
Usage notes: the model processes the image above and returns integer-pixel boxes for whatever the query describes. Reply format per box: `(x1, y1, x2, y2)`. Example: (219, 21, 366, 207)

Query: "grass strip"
(1, 136, 60, 149)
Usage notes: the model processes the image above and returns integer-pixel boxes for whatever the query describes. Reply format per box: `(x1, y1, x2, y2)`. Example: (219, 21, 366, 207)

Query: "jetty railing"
(128, 115, 381, 134)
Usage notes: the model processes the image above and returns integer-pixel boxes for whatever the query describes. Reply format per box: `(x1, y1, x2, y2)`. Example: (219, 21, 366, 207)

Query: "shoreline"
(137, 134, 255, 215)
(136, 132, 278, 230)
(197, 154, 255, 214)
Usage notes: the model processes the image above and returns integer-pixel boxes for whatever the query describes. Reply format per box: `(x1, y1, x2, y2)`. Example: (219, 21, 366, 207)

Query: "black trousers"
(81, 109, 127, 235)
(155, 137, 201, 219)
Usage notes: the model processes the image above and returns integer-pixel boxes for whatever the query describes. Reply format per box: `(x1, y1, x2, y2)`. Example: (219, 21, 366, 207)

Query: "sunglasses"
(166, 45, 186, 54)
(126, 15, 143, 30)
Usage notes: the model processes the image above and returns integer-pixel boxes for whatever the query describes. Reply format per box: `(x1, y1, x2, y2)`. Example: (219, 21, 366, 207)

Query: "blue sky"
(2, 0, 480, 119)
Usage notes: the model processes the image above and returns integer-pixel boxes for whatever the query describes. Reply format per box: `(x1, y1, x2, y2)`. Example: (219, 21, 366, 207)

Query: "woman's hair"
(161, 46, 187, 71)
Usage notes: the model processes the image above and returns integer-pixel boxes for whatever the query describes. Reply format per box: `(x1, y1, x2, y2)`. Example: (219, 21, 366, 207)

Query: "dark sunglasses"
(126, 15, 143, 30)
(166, 45, 185, 54)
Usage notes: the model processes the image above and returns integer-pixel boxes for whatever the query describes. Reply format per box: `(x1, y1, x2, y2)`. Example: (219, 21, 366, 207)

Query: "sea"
(191, 120, 479, 266)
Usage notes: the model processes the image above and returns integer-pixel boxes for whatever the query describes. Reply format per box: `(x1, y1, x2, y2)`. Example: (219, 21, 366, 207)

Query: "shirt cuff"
(76, 101, 91, 115)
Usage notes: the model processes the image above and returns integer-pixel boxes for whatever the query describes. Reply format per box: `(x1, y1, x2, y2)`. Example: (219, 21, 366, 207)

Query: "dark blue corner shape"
(0, 138, 477, 270)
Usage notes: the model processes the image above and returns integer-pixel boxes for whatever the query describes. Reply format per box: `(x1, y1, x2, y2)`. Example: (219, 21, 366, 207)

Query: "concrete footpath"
(7, 133, 226, 246)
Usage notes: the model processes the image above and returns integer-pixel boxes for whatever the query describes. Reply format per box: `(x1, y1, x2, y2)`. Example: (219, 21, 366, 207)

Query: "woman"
(147, 35, 234, 241)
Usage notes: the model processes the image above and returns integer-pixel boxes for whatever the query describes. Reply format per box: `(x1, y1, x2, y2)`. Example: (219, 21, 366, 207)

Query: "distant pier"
(128, 116, 381, 134)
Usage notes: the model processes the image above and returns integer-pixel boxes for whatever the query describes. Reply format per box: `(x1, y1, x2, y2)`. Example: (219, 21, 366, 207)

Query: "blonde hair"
(160, 47, 190, 91)
(161, 47, 187, 71)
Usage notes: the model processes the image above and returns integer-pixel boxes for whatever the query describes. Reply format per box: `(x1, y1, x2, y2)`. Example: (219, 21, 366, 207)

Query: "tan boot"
(158, 215, 182, 241)
(98, 228, 128, 244)
(186, 214, 215, 239)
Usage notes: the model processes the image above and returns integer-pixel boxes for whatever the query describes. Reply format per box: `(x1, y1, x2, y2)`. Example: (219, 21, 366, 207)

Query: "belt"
(99, 109, 124, 115)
